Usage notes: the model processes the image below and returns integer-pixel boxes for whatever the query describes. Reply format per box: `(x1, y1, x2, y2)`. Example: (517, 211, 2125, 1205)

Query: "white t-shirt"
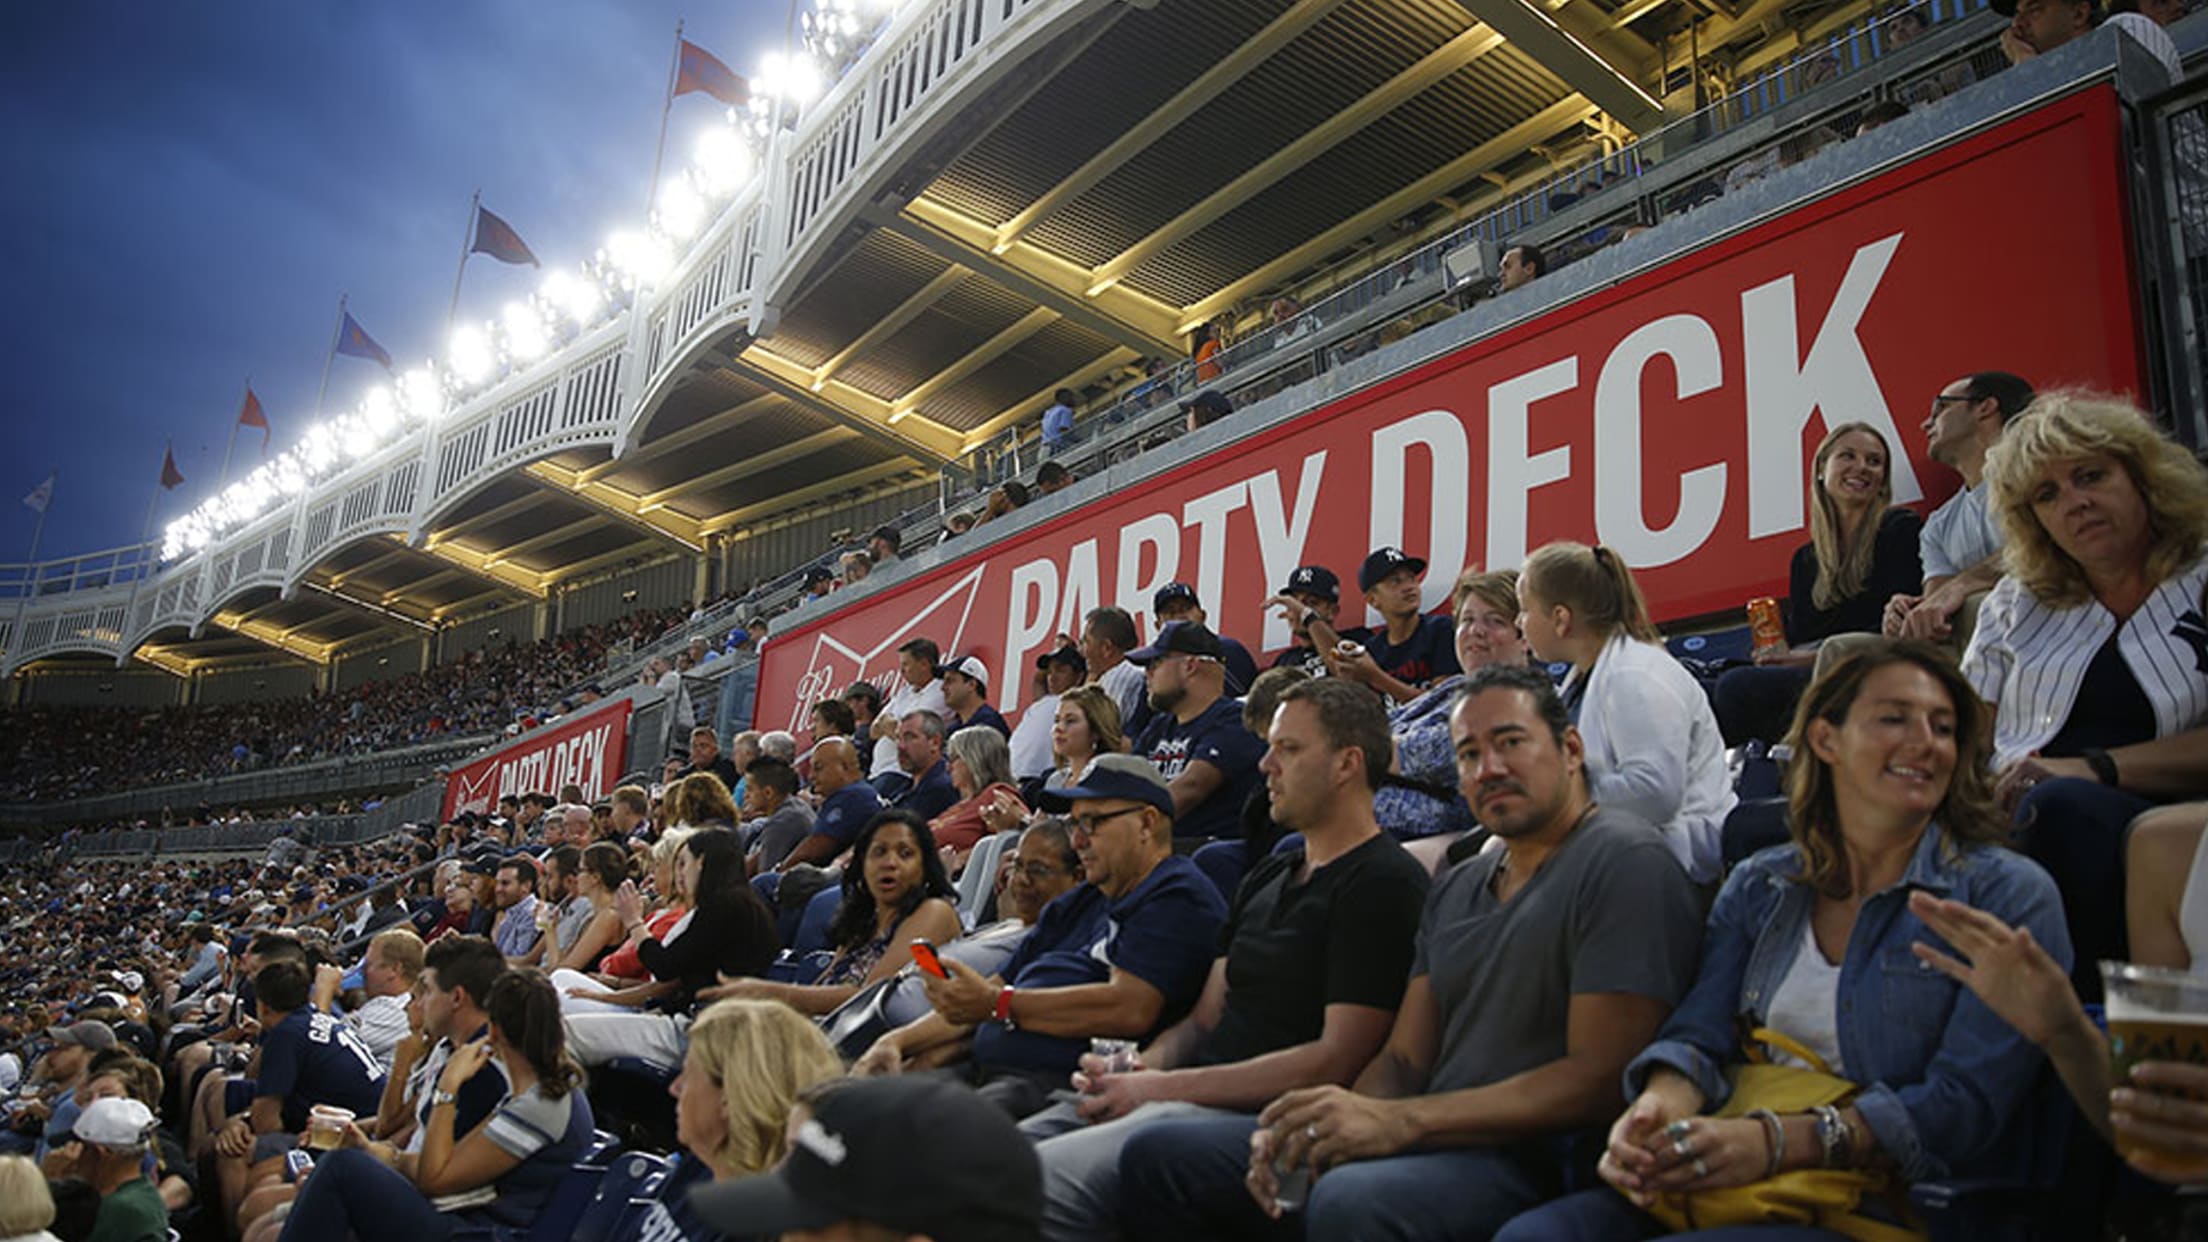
(1764, 920, 1846, 1076)
(871, 677, 948, 776)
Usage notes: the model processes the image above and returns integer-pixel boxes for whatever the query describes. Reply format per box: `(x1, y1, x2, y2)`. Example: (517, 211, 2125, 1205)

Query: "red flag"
(159, 446, 184, 490)
(238, 387, 270, 449)
(675, 39, 748, 107)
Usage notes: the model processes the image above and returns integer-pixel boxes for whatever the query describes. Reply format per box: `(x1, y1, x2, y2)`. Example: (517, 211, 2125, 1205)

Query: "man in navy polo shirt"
(1129, 622, 1265, 842)
(887, 710, 960, 821)
(1303, 546, 1460, 703)
(856, 755, 1226, 1120)
(776, 737, 883, 873)
(942, 654, 1011, 738)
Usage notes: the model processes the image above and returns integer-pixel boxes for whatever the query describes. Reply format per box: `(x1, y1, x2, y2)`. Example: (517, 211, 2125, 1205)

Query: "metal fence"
(2148, 82, 2208, 450)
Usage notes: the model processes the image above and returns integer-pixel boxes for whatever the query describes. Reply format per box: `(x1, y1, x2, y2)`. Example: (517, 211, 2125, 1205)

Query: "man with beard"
(1129, 622, 1265, 843)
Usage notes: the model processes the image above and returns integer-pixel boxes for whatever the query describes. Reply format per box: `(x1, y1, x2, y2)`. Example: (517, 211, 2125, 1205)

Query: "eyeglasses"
(1929, 394, 1976, 414)
(1068, 806, 1147, 837)
(1011, 863, 1068, 883)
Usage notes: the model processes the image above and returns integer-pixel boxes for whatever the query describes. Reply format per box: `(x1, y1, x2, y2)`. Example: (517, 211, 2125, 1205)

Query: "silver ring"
(1305, 1124, 1318, 1140)
(1692, 1156, 1711, 1180)
(1665, 1119, 1693, 1141)
(1671, 1137, 1693, 1159)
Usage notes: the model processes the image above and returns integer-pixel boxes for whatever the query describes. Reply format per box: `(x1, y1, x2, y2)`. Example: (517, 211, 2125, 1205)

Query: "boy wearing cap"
(941, 655, 1011, 738)
(1298, 546, 1460, 704)
(72, 1096, 167, 1242)
(691, 1076, 1042, 1242)
(1127, 622, 1267, 843)
(1263, 565, 1345, 679)
(1009, 645, 1088, 781)
(1151, 583, 1260, 695)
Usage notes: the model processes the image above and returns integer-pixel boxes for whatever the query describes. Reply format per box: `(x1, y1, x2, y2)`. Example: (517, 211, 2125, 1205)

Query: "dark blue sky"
(1, 1, 793, 564)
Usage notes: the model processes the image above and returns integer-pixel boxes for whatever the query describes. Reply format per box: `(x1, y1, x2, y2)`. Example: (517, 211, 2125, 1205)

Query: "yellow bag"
(1643, 1028, 1925, 1242)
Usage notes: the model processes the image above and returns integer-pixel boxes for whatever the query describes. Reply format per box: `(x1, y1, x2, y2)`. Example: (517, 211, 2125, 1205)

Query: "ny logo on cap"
(796, 1118, 848, 1166)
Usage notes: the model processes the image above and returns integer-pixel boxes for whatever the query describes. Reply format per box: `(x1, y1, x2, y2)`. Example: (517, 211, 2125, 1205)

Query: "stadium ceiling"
(157, 0, 1876, 660)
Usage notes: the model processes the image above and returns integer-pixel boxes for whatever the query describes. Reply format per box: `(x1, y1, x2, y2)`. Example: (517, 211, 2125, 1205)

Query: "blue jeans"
(278, 1148, 462, 1242)
(2013, 776, 2155, 1001)
(1493, 1188, 1853, 1240)
(1120, 1112, 1561, 1241)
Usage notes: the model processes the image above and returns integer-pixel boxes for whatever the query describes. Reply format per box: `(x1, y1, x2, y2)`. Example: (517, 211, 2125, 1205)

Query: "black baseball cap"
(1036, 644, 1088, 677)
(1152, 582, 1201, 614)
(1359, 546, 1428, 592)
(1125, 619, 1225, 665)
(1279, 564, 1340, 602)
(690, 1076, 1041, 1242)
(1035, 753, 1176, 820)
(803, 565, 834, 587)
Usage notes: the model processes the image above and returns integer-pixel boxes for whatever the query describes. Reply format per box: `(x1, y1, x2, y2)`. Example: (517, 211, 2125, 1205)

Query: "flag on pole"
(159, 447, 185, 490)
(336, 310, 394, 370)
(237, 387, 270, 449)
(470, 205, 540, 268)
(23, 473, 54, 513)
(675, 39, 748, 107)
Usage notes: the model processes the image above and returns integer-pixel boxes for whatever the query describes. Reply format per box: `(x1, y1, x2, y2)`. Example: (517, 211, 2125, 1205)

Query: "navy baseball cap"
(1125, 619, 1225, 666)
(1279, 564, 1340, 601)
(1036, 644, 1088, 677)
(1359, 546, 1428, 592)
(690, 1076, 1040, 1242)
(1034, 753, 1176, 820)
(1152, 582, 1201, 614)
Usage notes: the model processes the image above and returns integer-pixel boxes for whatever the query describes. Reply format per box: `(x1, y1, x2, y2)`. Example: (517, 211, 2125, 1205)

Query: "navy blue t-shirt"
(1348, 614, 1460, 689)
(950, 704, 1011, 738)
(892, 759, 959, 821)
(971, 855, 1227, 1075)
(814, 781, 885, 850)
(1218, 637, 1260, 695)
(644, 1154, 726, 1242)
(255, 1008, 386, 1132)
(1136, 697, 1265, 841)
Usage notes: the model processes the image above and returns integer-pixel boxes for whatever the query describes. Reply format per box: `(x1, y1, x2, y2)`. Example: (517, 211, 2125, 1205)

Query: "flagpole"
(217, 376, 248, 490)
(647, 20, 685, 220)
(446, 190, 480, 334)
(314, 295, 347, 417)
(8, 471, 53, 670)
(123, 445, 172, 636)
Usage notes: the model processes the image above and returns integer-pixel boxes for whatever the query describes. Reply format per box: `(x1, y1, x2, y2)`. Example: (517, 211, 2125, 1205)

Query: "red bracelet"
(994, 985, 1017, 1028)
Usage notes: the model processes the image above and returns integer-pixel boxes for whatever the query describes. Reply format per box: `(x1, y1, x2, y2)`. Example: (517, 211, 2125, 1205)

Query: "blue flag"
(336, 311, 393, 370)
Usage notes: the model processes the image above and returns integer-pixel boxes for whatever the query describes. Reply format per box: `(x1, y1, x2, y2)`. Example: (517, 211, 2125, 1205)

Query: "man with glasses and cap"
(1298, 547, 1461, 705)
(1129, 622, 1267, 844)
(855, 756, 1226, 1120)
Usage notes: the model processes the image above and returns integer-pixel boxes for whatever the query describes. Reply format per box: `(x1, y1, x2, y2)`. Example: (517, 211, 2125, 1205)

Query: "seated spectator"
(43, 1055, 191, 1217)
(1010, 645, 1088, 783)
(1716, 422, 1924, 745)
(710, 810, 962, 1019)
(1372, 569, 1532, 844)
(1263, 565, 1344, 678)
(669, 726, 739, 790)
(67, 1099, 166, 1242)
(556, 826, 692, 1010)
(1041, 685, 1124, 797)
(1498, 241, 1545, 292)
(691, 1077, 1042, 1240)
(737, 757, 813, 875)
(773, 737, 882, 875)
(316, 928, 421, 1072)
(941, 654, 1011, 737)
(1886, 372, 2034, 644)
(645, 999, 846, 1241)
(665, 771, 738, 833)
(562, 831, 779, 1069)
(537, 844, 625, 975)
(1964, 392, 2208, 995)
(276, 969, 593, 1240)
(0, 1154, 59, 1242)
(840, 548, 874, 586)
(2000, 0, 2182, 77)
(1521, 541, 1736, 885)
(489, 856, 541, 962)
(1081, 607, 1148, 728)
(1180, 388, 1233, 432)
(17, 1022, 111, 1160)
(859, 758, 1226, 1120)
(931, 725, 1028, 861)
(1307, 547, 1463, 704)
(1128, 621, 1266, 843)
(1019, 678, 1430, 1241)
(943, 510, 977, 541)
(1151, 585, 1258, 694)
(421, 873, 488, 943)
(607, 783, 651, 841)
(878, 711, 960, 821)
(868, 639, 947, 779)
(1123, 664, 1703, 1238)
(1495, 641, 2069, 1240)
(515, 846, 595, 972)
(801, 565, 833, 601)
(1854, 98, 1910, 136)
(1036, 460, 1075, 495)
(840, 681, 883, 765)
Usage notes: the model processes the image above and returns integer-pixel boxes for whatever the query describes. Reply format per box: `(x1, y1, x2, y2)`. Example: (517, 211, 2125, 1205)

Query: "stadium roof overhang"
(357, 0, 1880, 625)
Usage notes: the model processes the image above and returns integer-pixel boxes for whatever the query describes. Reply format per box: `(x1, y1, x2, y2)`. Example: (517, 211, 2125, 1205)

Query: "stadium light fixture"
(503, 301, 550, 362)
(540, 269, 601, 326)
(758, 51, 824, 108)
(399, 368, 445, 424)
(606, 230, 672, 289)
(363, 384, 400, 436)
(448, 324, 495, 385)
(657, 178, 707, 243)
(693, 125, 754, 197)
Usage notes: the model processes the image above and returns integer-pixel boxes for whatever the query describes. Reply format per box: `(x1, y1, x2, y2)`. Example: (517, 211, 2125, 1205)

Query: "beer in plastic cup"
(2103, 960, 2208, 1182)
(305, 1105, 354, 1151)
(1088, 1038, 1138, 1075)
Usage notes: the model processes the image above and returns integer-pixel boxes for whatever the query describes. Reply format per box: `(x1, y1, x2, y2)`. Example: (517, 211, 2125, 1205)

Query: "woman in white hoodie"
(1518, 541, 1736, 885)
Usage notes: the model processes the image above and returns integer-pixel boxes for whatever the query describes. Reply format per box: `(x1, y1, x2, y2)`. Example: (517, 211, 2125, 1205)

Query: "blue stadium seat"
(1666, 625, 1754, 665)
(603, 1055, 678, 1084)
(1720, 797, 1791, 871)
(524, 1153, 618, 1242)
(573, 1151, 672, 1242)
(767, 885, 843, 980)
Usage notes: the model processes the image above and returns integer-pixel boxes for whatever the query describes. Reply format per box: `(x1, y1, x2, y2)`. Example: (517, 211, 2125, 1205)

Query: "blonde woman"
(1714, 421, 1924, 746)
(643, 1000, 845, 1241)
(0, 1154, 61, 1242)
(1520, 542, 1735, 884)
(1962, 392, 2208, 994)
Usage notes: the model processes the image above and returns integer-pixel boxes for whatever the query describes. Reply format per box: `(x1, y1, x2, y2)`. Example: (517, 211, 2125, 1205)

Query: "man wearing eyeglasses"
(1883, 373, 2033, 645)
(1129, 621, 1267, 844)
(853, 757, 1225, 1121)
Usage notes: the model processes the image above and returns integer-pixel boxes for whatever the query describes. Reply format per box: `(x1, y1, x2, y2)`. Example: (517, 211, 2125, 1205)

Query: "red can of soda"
(1748, 598, 1786, 655)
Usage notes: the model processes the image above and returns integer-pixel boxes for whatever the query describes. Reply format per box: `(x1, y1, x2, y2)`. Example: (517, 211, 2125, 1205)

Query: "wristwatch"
(430, 1089, 458, 1107)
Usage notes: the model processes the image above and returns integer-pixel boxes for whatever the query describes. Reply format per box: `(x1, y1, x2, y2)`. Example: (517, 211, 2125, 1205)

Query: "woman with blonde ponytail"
(1518, 542, 1736, 884)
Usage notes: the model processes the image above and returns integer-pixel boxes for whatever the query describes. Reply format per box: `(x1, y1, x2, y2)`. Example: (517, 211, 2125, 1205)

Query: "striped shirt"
(1919, 481, 2003, 583)
(1963, 551, 2208, 770)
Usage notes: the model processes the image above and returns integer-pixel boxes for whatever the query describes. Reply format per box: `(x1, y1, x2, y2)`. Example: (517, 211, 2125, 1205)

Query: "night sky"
(1, 1, 795, 565)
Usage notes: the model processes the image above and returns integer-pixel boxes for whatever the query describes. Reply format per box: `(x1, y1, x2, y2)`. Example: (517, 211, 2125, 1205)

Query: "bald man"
(777, 736, 886, 873)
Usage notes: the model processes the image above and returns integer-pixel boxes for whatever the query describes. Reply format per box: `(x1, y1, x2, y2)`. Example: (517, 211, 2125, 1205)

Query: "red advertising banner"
(759, 89, 2141, 730)
(440, 697, 633, 820)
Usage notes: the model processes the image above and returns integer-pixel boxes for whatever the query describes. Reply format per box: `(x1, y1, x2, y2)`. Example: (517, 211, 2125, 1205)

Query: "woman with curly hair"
(1962, 392, 2208, 994)
(667, 772, 739, 832)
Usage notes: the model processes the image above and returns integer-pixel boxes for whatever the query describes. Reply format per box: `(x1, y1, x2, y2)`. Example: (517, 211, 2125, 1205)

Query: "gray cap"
(53, 1020, 118, 1052)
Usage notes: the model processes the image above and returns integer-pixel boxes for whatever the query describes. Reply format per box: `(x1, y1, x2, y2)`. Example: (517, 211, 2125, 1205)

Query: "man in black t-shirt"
(1128, 622, 1265, 842)
(1023, 678, 1429, 1241)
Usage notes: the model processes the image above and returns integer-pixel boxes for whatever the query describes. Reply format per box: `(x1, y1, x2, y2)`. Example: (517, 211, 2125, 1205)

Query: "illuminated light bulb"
(693, 126, 753, 196)
(657, 178, 706, 242)
(363, 385, 399, 435)
(399, 368, 445, 422)
(606, 230, 672, 288)
(448, 324, 495, 385)
(503, 301, 550, 362)
(540, 270, 601, 326)
(342, 417, 377, 462)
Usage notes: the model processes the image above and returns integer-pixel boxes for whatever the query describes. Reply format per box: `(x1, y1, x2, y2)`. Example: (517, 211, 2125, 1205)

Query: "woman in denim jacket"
(1497, 641, 2070, 1240)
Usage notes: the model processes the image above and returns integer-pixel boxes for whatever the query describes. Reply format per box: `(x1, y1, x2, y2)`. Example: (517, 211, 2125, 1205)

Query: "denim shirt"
(1624, 824, 2071, 1183)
